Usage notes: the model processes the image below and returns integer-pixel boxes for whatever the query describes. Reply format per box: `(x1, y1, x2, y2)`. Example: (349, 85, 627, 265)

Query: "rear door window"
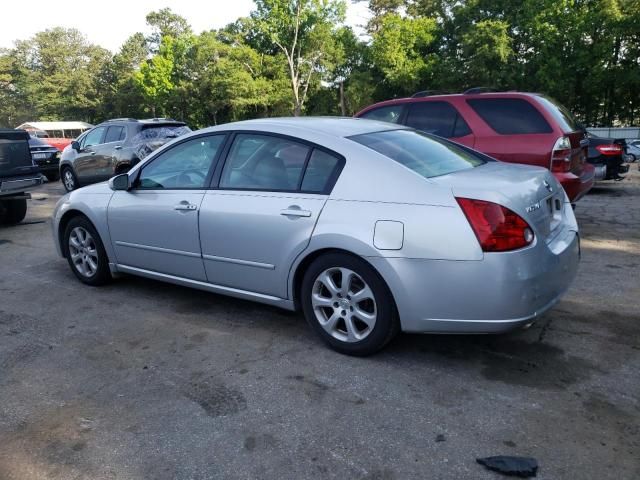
(104, 126, 125, 143)
(359, 105, 404, 124)
(405, 101, 471, 138)
(301, 150, 341, 193)
(467, 98, 552, 134)
(220, 134, 310, 191)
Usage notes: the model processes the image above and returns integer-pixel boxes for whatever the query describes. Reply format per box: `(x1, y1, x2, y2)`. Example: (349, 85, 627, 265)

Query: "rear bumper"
(0, 175, 43, 196)
(368, 229, 580, 334)
(554, 164, 594, 202)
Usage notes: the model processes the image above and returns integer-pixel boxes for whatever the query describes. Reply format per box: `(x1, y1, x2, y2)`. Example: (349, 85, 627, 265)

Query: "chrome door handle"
(174, 203, 198, 211)
(280, 207, 311, 217)
(114, 146, 122, 150)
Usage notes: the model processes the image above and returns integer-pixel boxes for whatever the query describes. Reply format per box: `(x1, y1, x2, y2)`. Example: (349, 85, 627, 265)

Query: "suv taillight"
(595, 144, 623, 156)
(551, 136, 572, 173)
(456, 198, 534, 252)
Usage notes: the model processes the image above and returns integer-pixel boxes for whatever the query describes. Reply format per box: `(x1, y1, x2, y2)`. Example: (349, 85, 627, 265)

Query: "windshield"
(349, 129, 486, 179)
(536, 95, 581, 132)
(132, 125, 192, 160)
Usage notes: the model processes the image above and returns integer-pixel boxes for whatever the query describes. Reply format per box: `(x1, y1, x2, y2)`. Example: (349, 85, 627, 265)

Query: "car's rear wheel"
(301, 253, 399, 356)
(61, 167, 78, 192)
(0, 199, 27, 225)
(45, 172, 60, 182)
(63, 216, 111, 286)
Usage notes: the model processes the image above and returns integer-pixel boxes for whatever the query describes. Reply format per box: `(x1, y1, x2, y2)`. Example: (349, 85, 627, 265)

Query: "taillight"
(551, 136, 572, 173)
(595, 144, 623, 156)
(456, 198, 535, 252)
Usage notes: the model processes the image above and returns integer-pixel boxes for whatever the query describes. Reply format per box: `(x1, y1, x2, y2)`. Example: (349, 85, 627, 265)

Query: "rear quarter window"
(467, 98, 552, 134)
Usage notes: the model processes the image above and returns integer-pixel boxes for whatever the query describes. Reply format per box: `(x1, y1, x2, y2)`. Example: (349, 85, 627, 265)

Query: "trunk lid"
(432, 162, 569, 242)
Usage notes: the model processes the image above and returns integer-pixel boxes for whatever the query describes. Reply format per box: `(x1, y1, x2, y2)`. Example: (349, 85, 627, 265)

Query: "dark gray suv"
(59, 118, 191, 192)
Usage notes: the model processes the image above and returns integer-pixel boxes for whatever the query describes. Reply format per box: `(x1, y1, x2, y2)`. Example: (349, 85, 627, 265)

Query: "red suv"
(356, 91, 594, 202)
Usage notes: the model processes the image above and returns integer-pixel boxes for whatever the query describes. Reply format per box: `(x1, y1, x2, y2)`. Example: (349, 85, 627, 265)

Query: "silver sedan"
(52, 118, 580, 355)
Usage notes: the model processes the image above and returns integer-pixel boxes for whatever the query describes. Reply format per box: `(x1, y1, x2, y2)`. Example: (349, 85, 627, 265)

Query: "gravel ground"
(0, 169, 638, 480)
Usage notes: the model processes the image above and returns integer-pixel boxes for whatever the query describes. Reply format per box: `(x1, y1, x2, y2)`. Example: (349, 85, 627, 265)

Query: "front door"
(199, 133, 344, 298)
(108, 134, 226, 281)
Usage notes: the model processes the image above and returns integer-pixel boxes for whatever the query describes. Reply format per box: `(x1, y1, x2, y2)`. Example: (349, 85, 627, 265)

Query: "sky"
(0, 0, 371, 52)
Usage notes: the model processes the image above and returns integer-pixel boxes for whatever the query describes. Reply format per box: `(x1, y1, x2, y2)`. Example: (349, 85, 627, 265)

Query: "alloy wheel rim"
(69, 227, 98, 278)
(311, 267, 377, 342)
(64, 170, 75, 190)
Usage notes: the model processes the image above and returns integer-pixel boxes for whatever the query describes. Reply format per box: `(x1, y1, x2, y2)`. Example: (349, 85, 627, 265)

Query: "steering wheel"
(177, 169, 207, 186)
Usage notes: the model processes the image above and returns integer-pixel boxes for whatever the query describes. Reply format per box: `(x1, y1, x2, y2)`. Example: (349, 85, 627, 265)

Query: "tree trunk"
(293, 103, 302, 116)
(151, 105, 156, 117)
(339, 81, 346, 116)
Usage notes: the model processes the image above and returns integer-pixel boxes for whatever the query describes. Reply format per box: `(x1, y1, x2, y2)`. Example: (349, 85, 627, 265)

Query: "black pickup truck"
(0, 129, 43, 224)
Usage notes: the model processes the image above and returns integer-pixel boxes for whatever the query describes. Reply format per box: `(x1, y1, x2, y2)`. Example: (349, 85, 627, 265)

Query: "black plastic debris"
(476, 456, 538, 477)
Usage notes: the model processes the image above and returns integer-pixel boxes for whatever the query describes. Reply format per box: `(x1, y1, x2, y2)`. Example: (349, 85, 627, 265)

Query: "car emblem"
(526, 202, 541, 213)
(543, 180, 553, 193)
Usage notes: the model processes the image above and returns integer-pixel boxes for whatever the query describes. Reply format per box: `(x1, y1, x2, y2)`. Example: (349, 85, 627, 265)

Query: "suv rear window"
(349, 129, 485, 179)
(405, 101, 471, 138)
(535, 95, 580, 132)
(467, 98, 552, 134)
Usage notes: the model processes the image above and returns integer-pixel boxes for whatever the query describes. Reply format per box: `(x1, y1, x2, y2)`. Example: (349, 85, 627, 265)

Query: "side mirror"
(71, 140, 80, 151)
(109, 173, 130, 191)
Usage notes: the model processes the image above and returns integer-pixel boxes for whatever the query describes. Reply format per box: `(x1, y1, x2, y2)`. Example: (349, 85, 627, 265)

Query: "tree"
(145, 8, 192, 52)
(370, 13, 438, 95)
(134, 36, 175, 117)
(251, 0, 347, 115)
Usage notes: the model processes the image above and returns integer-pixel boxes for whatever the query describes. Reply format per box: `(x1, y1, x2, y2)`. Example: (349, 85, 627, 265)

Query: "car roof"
(202, 117, 404, 138)
(360, 91, 543, 111)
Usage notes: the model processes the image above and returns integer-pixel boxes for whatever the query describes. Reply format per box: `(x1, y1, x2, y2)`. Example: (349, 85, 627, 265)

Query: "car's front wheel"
(301, 253, 399, 356)
(61, 166, 78, 192)
(63, 216, 111, 286)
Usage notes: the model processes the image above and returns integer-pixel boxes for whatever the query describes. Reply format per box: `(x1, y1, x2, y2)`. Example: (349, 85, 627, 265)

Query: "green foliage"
(134, 36, 175, 117)
(371, 14, 438, 94)
(0, 2, 638, 128)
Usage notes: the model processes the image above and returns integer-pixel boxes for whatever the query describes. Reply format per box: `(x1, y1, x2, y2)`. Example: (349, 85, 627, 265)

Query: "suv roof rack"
(411, 90, 449, 98)
(143, 117, 180, 122)
(104, 118, 138, 123)
(463, 87, 500, 95)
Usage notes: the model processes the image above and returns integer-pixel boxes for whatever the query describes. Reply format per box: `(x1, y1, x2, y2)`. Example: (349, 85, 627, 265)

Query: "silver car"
(52, 118, 580, 355)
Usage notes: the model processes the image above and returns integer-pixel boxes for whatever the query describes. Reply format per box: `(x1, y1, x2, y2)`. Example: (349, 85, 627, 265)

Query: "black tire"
(300, 253, 399, 356)
(45, 172, 60, 182)
(61, 166, 79, 192)
(63, 216, 111, 286)
(0, 199, 27, 225)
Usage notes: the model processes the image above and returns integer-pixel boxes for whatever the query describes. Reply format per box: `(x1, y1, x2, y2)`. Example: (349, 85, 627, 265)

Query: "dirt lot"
(0, 170, 639, 480)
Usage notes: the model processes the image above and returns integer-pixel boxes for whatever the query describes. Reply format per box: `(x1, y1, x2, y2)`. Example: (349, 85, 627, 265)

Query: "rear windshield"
(466, 98, 553, 134)
(535, 95, 581, 132)
(136, 125, 191, 141)
(349, 129, 486, 178)
(0, 138, 32, 174)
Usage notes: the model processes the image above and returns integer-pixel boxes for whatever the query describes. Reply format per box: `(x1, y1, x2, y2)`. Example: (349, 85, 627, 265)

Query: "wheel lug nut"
(350, 306, 353, 311)
(341, 310, 346, 316)
(333, 302, 339, 308)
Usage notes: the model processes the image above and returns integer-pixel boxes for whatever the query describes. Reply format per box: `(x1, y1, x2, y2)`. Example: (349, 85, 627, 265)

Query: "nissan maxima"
(51, 118, 579, 355)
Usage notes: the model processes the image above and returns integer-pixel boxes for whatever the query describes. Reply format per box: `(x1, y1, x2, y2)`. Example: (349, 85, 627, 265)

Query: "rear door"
(74, 126, 107, 183)
(403, 101, 475, 147)
(199, 133, 344, 298)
